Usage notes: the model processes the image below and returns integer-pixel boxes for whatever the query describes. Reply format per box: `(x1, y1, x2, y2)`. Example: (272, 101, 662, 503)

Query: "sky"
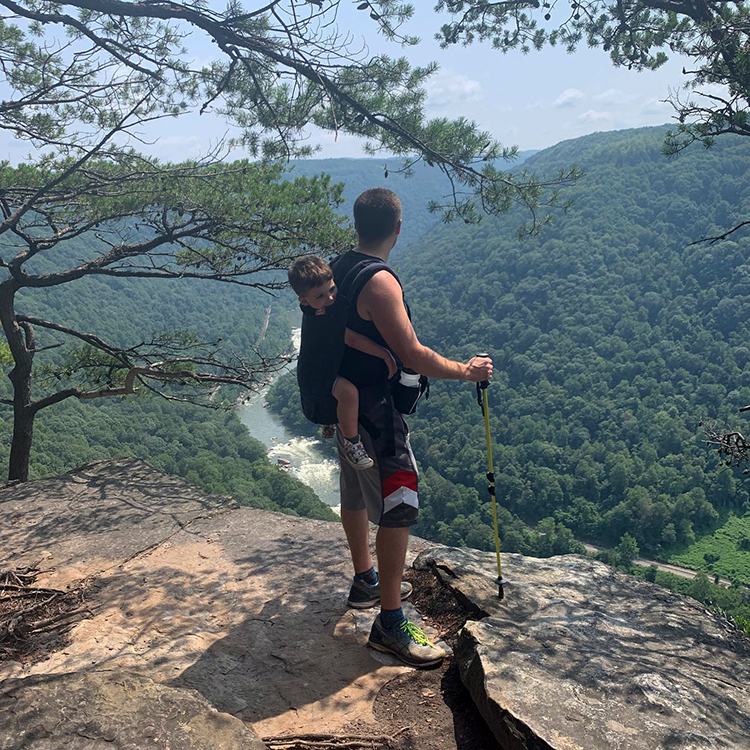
(301, 2, 690, 158)
(1, 2, 693, 164)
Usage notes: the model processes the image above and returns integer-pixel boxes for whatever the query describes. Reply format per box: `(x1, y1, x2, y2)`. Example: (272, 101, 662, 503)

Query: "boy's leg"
(334, 377, 373, 470)
(332, 376, 360, 440)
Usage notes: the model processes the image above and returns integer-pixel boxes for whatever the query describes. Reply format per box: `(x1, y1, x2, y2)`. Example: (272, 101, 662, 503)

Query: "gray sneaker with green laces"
(367, 615, 446, 668)
(347, 578, 413, 608)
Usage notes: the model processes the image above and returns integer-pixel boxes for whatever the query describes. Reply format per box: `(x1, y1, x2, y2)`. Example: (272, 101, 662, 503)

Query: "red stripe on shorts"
(381, 469, 418, 499)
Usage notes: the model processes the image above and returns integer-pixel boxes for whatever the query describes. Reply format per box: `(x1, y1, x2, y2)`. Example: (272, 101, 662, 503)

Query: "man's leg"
(368, 523, 445, 668)
(340, 505, 373, 575)
(339, 447, 413, 609)
(376, 526, 410, 610)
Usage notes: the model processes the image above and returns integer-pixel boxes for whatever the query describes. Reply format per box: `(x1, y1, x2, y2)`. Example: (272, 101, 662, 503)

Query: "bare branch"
(689, 221, 750, 246)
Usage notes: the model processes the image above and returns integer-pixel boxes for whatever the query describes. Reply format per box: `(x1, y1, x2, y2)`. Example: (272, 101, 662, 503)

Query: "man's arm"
(358, 271, 493, 382)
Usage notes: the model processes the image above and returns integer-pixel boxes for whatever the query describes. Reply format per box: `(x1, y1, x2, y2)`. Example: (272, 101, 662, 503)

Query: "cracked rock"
(414, 547, 750, 750)
(0, 671, 267, 749)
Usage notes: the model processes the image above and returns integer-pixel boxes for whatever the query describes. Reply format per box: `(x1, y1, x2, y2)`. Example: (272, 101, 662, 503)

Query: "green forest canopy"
(271, 125, 750, 585)
(0, 234, 335, 521)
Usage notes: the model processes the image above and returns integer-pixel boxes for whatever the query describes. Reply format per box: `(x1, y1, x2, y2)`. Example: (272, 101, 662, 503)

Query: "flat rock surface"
(1, 457, 235, 588)
(0, 671, 266, 749)
(0, 459, 442, 740)
(414, 547, 750, 750)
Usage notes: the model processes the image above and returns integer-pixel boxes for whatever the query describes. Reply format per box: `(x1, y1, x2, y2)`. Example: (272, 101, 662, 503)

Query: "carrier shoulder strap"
(334, 255, 400, 307)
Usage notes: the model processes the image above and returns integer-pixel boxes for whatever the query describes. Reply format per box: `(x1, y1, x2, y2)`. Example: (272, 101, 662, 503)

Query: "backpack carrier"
(296, 256, 394, 426)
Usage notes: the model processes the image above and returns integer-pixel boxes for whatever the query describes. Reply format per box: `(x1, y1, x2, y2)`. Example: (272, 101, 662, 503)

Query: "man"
(334, 187, 493, 668)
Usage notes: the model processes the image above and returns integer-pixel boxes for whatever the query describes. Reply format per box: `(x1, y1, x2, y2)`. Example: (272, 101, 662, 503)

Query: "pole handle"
(476, 352, 490, 389)
(475, 352, 490, 407)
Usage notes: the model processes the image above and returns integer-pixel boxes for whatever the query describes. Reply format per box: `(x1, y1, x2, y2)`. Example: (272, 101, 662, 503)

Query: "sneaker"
(368, 615, 446, 669)
(347, 578, 413, 609)
(321, 424, 336, 439)
(342, 437, 374, 470)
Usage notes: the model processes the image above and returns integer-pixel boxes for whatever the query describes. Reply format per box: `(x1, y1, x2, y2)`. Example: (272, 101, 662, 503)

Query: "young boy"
(288, 255, 397, 470)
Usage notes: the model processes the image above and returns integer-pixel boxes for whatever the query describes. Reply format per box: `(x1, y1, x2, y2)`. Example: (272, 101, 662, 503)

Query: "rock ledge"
(415, 547, 750, 750)
(0, 671, 267, 749)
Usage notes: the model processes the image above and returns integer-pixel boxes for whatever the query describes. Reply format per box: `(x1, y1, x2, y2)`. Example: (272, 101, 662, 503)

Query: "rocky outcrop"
(1, 458, 441, 741)
(414, 547, 750, 750)
(5, 458, 750, 749)
(1, 457, 236, 589)
(0, 671, 267, 749)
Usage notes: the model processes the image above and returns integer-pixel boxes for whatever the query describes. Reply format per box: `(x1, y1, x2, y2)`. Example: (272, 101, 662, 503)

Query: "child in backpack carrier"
(289, 255, 398, 470)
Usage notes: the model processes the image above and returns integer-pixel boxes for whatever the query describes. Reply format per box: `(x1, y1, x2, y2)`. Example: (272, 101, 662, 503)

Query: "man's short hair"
(288, 255, 333, 295)
(353, 188, 401, 243)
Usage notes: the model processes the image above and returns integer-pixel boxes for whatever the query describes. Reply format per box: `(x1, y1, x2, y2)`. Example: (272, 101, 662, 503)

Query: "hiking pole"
(476, 353, 506, 600)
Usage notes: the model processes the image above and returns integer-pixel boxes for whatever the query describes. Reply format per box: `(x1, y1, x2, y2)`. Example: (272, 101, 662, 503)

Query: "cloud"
(594, 88, 637, 106)
(641, 97, 672, 116)
(578, 109, 613, 123)
(554, 88, 585, 108)
(425, 70, 482, 111)
(525, 100, 544, 110)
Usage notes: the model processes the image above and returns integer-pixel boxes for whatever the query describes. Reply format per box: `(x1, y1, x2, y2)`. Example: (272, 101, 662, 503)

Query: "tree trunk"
(0, 279, 34, 482)
(8, 396, 34, 482)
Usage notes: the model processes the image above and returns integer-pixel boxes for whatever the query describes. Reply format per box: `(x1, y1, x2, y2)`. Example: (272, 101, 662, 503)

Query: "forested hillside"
(404, 127, 750, 571)
(271, 126, 750, 585)
(15, 238, 291, 358)
(0, 235, 338, 520)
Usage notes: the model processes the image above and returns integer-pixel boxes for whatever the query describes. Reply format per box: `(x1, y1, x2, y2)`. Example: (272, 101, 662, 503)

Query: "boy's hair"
(353, 188, 401, 243)
(288, 255, 333, 296)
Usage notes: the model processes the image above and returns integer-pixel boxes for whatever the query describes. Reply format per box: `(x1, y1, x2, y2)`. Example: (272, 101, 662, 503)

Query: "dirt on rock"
(1, 562, 502, 750)
(368, 568, 503, 750)
(0, 567, 96, 665)
(1, 461, 504, 750)
(259, 568, 504, 750)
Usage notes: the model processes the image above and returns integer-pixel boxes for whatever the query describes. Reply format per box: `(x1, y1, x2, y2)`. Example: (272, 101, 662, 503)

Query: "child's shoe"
(343, 436, 374, 470)
(321, 424, 336, 439)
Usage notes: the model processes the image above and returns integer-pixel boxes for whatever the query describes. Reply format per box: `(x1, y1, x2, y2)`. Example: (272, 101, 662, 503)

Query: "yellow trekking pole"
(476, 353, 506, 600)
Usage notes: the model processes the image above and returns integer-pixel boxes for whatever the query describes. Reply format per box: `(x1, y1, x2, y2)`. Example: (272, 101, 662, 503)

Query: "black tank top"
(331, 250, 407, 387)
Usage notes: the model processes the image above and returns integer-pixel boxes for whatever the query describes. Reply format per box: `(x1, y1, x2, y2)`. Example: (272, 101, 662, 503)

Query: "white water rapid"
(236, 328, 341, 511)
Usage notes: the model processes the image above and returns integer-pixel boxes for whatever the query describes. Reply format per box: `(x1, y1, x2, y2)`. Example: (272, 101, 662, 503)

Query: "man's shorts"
(337, 389, 419, 528)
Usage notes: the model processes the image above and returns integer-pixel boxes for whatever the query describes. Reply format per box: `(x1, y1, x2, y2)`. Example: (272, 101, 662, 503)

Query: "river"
(236, 328, 341, 511)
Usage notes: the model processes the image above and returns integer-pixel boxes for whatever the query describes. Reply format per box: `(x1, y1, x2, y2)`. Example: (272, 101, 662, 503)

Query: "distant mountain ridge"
(288, 151, 539, 253)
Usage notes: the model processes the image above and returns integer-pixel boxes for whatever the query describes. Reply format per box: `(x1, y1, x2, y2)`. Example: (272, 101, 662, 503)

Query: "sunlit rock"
(414, 547, 750, 750)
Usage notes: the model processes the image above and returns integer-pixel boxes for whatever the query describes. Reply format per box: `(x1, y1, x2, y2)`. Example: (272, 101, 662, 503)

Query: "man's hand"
(463, 355, 493, 382)
(383, 350, 398, 379)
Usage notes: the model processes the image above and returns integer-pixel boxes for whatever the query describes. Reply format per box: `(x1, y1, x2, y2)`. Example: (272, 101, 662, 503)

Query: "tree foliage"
(0, 0, 582, 480)
(1, 0, 576, 223)
(436, 0, 750, 239)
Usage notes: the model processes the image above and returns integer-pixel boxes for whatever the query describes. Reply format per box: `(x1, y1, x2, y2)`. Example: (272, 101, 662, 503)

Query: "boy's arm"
(344, 328, 388, 358)
(344, 328, 398, 378)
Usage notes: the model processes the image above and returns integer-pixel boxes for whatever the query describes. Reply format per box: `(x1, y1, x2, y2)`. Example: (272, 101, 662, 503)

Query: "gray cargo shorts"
(337, 390, 419, 528)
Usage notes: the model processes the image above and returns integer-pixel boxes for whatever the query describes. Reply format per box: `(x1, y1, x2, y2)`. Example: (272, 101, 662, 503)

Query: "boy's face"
(299, 278, 337, 310)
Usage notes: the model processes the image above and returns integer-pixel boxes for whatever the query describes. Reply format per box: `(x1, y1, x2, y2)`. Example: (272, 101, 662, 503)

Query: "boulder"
(0, 671, 267, 749)
(414, 547, 750, 750)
